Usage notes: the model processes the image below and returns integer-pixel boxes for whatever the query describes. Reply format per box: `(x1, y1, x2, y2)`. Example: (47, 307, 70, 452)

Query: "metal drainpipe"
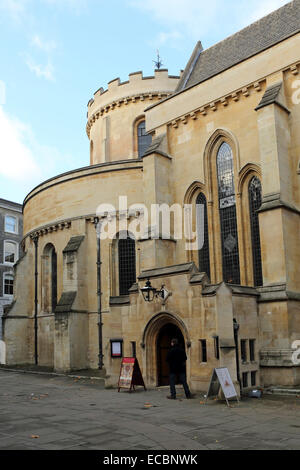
(94, 218, 103, 370)
(33, 236, 39, 365)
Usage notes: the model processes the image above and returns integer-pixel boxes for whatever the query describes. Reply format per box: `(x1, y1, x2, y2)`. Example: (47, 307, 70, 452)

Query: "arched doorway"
(157, 323, 185, 386)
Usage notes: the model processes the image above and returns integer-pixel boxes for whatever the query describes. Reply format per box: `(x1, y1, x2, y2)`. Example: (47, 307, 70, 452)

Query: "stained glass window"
(249, 177, 263, 287)
(138, 121, 152, 157)
(51, 247, 57, 312)
(196, 193, 210, 279)
(217, 142, 240, 284)
(118, 233, 136, 295)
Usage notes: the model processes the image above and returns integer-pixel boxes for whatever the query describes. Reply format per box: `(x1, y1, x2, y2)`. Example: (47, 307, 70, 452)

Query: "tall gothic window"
(42, 244, 57, 312)
(138, 121, 152, 158)
(196, 193, 210, 279)
(51, 247, 57, 311)
(249, 176, 263, 287)
(118, 233, 136, 296)
(217, 142, 240, 284)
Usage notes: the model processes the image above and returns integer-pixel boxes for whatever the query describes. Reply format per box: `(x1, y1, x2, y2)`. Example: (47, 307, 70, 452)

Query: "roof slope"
(177, 0, 300, 92)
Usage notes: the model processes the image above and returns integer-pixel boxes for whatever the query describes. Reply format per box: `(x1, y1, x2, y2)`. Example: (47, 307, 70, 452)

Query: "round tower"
(86, 69, 180, 165)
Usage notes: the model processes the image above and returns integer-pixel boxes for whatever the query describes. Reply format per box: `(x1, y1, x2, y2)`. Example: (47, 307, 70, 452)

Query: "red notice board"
(118, 358, 146, 392)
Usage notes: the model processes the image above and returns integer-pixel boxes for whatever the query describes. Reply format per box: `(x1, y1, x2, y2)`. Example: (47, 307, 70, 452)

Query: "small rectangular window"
(241, 340, 247, 363)
(199, 340, 207, 363)
(242, 372, 248, 388)
(249, 339, 256, 362)
(4, 275, 14, 296)
(251, 371, 257, 387)
(214, 336, 220, 360)
(5, 216, 17, 234)
(131, 341, 136, 358)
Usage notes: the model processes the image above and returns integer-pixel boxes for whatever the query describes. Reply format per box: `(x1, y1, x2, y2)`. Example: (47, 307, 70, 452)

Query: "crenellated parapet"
(86, 70, 180, 159)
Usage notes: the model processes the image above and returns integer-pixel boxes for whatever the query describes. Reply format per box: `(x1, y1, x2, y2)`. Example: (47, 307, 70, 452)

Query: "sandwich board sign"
(206, 368, 239, 407)
(118, 357, 146, 393)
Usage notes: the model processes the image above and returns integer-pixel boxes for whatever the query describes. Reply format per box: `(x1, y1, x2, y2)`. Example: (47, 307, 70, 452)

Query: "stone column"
(255, 76, 300, 386)
(215, 283, 240, 395)
(54, 236, 89, 372)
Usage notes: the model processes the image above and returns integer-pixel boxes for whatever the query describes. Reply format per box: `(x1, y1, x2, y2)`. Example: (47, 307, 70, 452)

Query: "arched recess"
(202, 128, 244, 284)
(238, 164, 263, 286)
(184, 181, 206, 205)
(41, 243, 57, 313)
(183, 181, 211, 279)
(39, 242, 57, 368)
(238, 163, 262, 195)
(203, 128, 241, 202)
(142, 311, 191, 386)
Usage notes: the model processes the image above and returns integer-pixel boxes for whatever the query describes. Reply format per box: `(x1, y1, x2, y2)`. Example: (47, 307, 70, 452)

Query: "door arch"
(142, 312, 190, 387)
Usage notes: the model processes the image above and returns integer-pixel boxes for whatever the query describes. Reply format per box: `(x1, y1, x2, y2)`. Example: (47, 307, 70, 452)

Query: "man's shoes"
(186, 394, 196, 399)
(167, 396, 176, 400)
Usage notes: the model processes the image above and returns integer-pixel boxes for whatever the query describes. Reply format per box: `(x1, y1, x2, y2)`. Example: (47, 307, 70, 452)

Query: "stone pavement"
(0, 369, 299, 450)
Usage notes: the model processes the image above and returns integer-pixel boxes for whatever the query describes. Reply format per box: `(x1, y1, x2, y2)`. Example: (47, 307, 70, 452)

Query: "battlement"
(87, 69, 180, 118)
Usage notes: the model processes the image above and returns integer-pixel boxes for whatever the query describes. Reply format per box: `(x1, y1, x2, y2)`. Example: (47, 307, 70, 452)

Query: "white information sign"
(215, 368, 237, 399)
(112, 342, 122, 357)
(206, 368, 239, 406)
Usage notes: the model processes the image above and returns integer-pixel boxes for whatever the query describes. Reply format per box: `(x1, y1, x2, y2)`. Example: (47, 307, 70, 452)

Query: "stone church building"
(3, 1, 300, 393)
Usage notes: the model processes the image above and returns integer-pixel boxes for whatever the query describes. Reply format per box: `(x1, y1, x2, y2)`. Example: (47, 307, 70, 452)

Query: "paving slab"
(0, 369, 299, 450)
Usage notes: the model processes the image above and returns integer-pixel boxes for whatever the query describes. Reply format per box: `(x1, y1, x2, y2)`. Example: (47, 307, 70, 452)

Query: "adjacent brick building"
(0, 199, 23, 339)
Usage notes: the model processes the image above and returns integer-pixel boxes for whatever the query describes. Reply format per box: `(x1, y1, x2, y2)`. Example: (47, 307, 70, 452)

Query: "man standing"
(166, 338, 194, 400)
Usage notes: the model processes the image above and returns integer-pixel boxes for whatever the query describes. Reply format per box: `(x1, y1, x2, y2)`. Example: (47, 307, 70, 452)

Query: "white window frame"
(3, 240, 19, 265)
(3, 273, 14, 298)
(4, 214, 18, 234)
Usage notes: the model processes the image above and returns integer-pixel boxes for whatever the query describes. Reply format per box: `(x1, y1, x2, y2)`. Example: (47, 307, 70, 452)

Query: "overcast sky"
(0, 0, 290, 203)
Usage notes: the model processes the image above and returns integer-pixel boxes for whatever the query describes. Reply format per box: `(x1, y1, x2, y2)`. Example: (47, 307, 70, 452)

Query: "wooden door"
(157, 324, 185, 386)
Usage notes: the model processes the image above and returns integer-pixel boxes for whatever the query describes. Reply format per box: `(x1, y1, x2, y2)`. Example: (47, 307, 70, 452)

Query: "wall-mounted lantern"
(140, 279, 171, 303)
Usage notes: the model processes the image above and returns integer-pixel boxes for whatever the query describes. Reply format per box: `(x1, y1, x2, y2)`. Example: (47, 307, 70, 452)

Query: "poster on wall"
(206, 368, 239, 406)
(118, 358, 146, 393)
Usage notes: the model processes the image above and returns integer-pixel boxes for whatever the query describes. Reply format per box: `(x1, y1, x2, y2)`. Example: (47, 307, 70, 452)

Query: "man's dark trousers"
(169, 372, 191, 398)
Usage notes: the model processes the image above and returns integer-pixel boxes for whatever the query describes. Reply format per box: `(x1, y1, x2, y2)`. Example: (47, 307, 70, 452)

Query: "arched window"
(4, 241, 18, 264)
(249, 176, 263, 287)
(42, 244, 57, 312)
(137, 120, 152, 158)
(118, 233, 136, 296)
(217, 142, 240, 284)
(196, 193, 210, 279)
(51, 248, 57, 311)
